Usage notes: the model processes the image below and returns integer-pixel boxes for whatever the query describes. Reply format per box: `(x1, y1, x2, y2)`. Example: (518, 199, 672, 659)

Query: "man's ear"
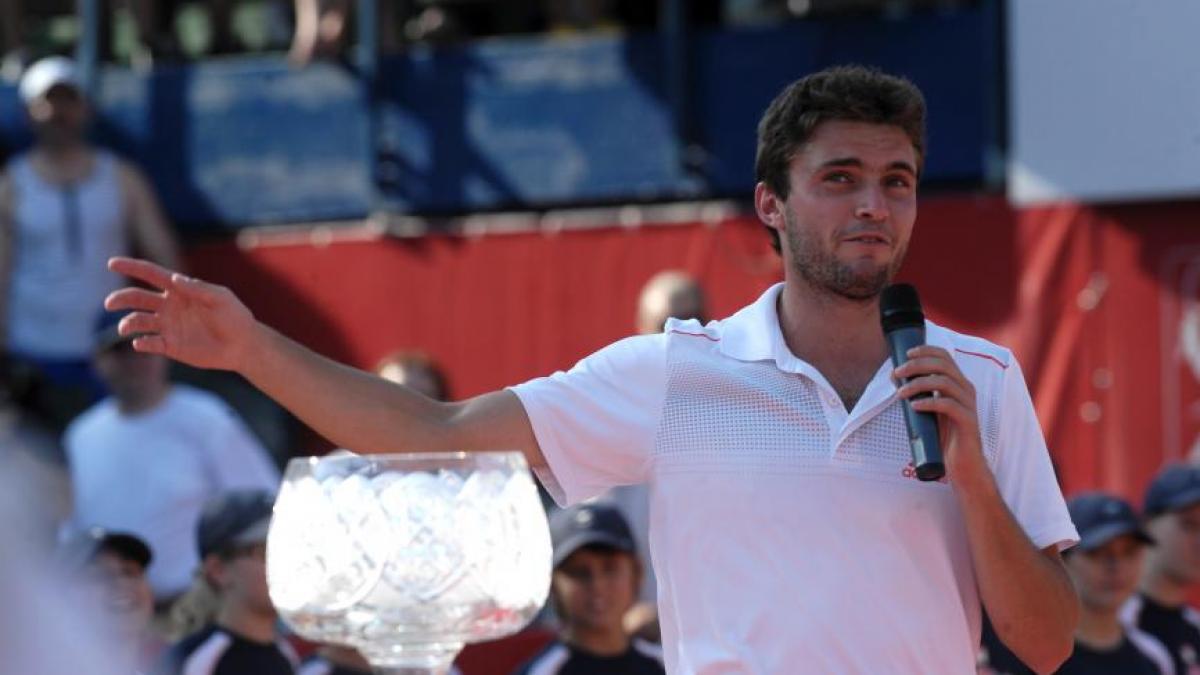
(201, 554, 226, 591)
(755, 182, 785, 238)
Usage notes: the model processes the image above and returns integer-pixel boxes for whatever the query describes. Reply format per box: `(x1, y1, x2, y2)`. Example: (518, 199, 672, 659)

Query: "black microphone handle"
(885, 325, 945, 482)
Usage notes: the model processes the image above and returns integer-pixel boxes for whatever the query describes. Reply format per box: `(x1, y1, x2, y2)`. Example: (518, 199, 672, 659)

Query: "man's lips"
(843, 233, 891, 245)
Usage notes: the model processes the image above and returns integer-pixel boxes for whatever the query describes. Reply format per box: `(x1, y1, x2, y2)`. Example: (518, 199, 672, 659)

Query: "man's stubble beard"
(783, 209, 908, 302)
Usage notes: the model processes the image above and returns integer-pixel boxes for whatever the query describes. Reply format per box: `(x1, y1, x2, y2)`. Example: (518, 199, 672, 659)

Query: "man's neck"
(31, 143, 92, 183)
(564, 625, 630, 657)
(777, 278, 890, 408)
(1074, 606, 1124, 651)
(116, 386, 170, 416)
(215, 604, 277, 644)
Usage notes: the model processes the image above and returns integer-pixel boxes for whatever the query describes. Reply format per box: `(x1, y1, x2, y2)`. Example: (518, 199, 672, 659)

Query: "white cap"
(19, 56, 82, 104)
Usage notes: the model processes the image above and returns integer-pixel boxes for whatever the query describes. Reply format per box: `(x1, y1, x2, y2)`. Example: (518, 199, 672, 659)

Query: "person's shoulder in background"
(151, 624, 221, 675)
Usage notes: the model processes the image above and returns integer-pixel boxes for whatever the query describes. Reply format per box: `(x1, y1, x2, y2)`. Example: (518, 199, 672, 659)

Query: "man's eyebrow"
(818, 158, 862, 169)
(816, 158, 918, 177)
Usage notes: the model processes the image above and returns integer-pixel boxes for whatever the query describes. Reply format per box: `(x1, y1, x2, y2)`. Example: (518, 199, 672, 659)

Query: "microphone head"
(880, 283, 925, 333)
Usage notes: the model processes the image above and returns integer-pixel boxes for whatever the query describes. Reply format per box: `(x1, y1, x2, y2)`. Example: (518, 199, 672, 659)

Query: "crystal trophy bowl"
(267, 451, 552, 674)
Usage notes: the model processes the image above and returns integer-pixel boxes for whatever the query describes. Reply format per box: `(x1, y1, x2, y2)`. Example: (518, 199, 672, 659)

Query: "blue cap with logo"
(549, 502, 636, 568)
(1068, 492, 1154, 551)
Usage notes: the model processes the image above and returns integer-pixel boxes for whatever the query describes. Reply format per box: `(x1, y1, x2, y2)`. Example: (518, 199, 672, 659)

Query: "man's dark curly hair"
(755, 65, 927, 253)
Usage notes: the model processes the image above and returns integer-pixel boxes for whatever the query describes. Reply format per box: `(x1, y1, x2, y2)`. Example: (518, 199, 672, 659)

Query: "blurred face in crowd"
(94, 341, 170, 408)
(759, 120, 918, 301)
(636, 272, 706, 335)
(84, 549, 154, 638)
(553, 546, 641, 634)
(1066, 534, 1147, 614)
(377, 361, 444, 401)
(27, 84, 90, 149)
(1146, 503, 1200, 586)
(206, 541, 276, 619)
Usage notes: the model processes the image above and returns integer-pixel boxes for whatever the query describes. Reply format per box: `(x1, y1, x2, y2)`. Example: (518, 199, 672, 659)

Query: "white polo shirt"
(510, 283, 1077, 675)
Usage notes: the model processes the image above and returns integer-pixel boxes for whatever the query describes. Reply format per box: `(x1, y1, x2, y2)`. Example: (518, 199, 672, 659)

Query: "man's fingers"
(894, 356, 970, 386)
(911, 395, 974, 426)
(905, 346, 951, 360)
(119, 311, 162, 337)
(898, 374, 971, 405)
(131, 335, 168, 355)
(170, 272, 227, 305)
(105, 288, 165, 313)
(109, 257, 178, 291)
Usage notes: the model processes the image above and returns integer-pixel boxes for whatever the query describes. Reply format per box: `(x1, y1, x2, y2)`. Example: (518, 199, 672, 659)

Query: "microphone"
(880, 284, 945, 482)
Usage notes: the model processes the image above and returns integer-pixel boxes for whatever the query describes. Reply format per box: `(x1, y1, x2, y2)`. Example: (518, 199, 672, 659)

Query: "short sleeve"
(993, 358, 1079, 552)
(508, 333, 667, 507)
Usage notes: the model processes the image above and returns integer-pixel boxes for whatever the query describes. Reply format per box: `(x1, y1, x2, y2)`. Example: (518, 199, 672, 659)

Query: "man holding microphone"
(105, 65, 1078, 674)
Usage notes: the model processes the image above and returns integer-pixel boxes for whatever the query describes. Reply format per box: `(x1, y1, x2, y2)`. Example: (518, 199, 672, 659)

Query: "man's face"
(1066, 534, 1147, 613)
(27, 84, 89, 147)
(1148, 502, 1200, 585)
(210, 541, 276, 618)
(762, 120, 918, 301)
(85, 550, 154, 637)
(552, 546, 640, 633)
(93, 342, 169, 404)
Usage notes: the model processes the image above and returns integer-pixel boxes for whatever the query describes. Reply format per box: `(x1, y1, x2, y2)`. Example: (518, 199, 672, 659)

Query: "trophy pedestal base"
(363, 640, 463, 675)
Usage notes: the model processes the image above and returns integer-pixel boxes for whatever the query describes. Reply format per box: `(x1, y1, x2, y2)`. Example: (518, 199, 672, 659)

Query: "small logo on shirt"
(901, 461, 949, 484)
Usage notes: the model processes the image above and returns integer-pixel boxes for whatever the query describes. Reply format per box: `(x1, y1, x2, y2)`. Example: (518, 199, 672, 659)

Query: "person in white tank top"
(0, 57, 179, 429)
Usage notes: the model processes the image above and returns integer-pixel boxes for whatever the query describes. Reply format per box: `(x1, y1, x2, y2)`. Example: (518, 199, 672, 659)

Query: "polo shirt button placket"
(817, 389, 848, 448)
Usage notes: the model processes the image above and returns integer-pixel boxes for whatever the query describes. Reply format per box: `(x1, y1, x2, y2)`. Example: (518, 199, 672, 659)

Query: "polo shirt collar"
(718, 283, 802, 372)
(719, 282, 956, 377)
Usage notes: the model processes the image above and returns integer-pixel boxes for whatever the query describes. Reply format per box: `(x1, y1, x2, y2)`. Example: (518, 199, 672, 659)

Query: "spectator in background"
(979, 493, 1171, 674)
(375, 350, 450, 401)
(289, 0, 350, 64)
(156, 490, 298, 675)
(0, 56, 179, 430)
(514, 502, 663, 675)
(60, 527, 164, 674)
(65, 313, 280, 609)
(634, 270, 707, 335)
(1124, 464, 1200, 675)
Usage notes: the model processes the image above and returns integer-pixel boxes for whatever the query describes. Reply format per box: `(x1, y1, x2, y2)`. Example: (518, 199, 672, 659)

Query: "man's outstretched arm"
(106, 257, 545, 467)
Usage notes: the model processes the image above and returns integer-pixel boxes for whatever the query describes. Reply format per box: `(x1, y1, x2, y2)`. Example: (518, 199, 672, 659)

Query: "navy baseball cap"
(196, 489, 275, 559)
(1068, 492, 1154, 552)
(550, 502, 637, 568)
(1144, 464, 1200, 517)
(59, 526, 153, 571)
